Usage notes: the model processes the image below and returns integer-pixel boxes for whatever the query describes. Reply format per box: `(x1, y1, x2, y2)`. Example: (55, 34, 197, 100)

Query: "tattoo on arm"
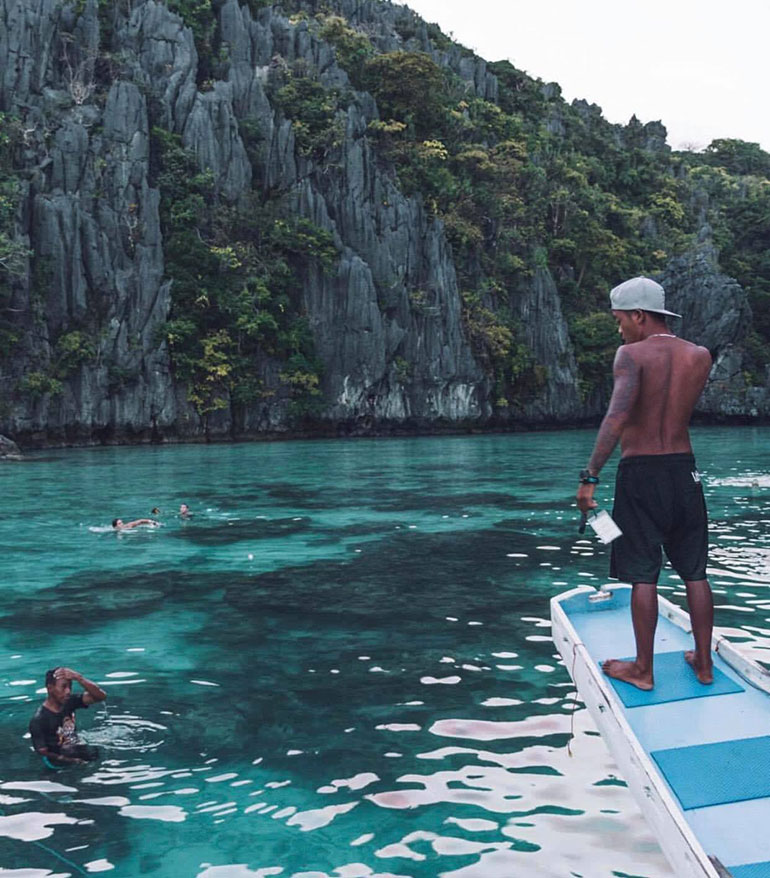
(587, 348, 641, 474)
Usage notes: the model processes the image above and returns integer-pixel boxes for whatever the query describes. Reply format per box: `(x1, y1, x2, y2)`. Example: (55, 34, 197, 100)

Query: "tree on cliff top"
(363, 52, 448, 139)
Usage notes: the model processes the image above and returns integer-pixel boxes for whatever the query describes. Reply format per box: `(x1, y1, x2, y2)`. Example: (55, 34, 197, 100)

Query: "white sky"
(401, 0, 770, 152)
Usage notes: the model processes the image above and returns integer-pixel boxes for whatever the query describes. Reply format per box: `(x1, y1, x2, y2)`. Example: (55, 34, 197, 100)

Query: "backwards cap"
(609, 277, 681, 318)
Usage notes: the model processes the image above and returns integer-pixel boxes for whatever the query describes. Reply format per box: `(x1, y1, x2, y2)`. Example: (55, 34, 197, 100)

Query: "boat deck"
(568, 591, 770, 878)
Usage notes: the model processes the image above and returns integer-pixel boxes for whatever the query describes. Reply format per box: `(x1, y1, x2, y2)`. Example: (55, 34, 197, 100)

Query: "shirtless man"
(576, 276, 714, 691)
(29, 667, 106, 767)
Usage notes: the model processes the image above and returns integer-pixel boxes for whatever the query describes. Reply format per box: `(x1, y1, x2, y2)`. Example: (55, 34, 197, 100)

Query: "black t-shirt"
(29, 694, 88, 754)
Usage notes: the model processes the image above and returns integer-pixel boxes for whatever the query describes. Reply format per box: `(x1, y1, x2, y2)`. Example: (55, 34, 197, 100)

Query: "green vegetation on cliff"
(151, 127, 336, 429)
(692, 141, 770, 372)
(1, 0, 769, 437)
(268, 3, 770, 404)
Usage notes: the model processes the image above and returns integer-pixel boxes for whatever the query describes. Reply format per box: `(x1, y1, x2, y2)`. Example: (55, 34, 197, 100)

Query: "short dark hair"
(112, 519, 119, 528)
(45, 668, 59, 686)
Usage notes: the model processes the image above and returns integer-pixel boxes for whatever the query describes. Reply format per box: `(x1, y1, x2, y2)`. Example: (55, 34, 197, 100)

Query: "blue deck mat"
(603, 649, 743, 707)
(651, 735, 770, 810)
(729, 862, 770, 878)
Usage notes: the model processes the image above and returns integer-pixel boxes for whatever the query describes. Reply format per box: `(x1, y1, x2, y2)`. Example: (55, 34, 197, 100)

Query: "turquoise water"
(1, 427, 768, 877)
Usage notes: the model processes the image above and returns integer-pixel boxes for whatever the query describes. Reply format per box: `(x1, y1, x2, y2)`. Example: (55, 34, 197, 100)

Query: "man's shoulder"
(621, 338, 710, 360)
(30, 703, 47, 723)
(31, 695, 85, 722)
(673, 339, 712, 367)
(673, 337, 709, 351)
(691, 341, 712, 361)
(29, 702, 54, 730)
(614, 343, 644, 366)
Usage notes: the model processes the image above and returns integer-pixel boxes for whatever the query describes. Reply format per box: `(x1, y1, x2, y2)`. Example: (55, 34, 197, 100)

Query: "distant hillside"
(0, 0, 768, 446)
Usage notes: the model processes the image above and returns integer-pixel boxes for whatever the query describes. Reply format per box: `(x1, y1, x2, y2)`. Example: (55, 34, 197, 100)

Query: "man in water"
(179, 504, 192, 518)
(29, 667, 107, 766)
(112, 517, 158, 530)
(576, 276, 714, 691)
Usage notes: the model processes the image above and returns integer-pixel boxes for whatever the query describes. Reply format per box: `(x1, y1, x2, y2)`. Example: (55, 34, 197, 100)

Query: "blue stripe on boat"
(603, 649, 744, 707)
(729, 862, 770, 878)
(651, 736, 770, 810)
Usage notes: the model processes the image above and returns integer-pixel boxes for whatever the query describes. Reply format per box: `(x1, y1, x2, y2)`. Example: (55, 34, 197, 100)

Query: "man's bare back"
(616, 335, 712, 458)
(579, 310, 712, 478)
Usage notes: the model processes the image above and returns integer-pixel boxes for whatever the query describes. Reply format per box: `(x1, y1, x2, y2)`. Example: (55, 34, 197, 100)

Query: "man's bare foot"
(684, 650, 713, 684)
(602, 659, 654, 690)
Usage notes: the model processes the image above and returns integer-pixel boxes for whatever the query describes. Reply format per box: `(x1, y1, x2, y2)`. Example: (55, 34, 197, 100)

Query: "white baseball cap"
(609, 277, 681, 318)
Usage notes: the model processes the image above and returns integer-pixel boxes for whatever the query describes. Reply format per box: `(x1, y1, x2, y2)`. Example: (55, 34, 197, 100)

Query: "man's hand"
(576, 483, 598, 514)
(56, 668, 107, 704)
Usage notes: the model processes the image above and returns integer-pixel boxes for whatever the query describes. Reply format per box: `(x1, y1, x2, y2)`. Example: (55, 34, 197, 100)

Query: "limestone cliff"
(0, 0, 766, 447)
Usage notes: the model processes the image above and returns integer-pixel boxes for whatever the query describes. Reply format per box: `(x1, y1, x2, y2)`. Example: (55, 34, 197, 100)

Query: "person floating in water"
(576, 277, 714, 691)
(29, 667, 107, 767)
(179, 504, 192, 518)
(112, 517, 159, 530)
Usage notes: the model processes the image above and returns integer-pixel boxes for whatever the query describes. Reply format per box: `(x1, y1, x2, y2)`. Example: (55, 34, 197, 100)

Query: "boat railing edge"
(713, 635, 770, 695)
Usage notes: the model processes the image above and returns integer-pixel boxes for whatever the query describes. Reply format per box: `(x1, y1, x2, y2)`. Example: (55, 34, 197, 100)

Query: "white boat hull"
(551, 585, 770, 878)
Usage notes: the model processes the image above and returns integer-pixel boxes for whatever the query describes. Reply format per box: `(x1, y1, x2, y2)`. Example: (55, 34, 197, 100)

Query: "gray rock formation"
(0, 0, 503, 445)
(661, 242, 770, 417)
(1, 0, 183, 445)
(515, 267, 581, 421)
(662, 244, 750, 352)
(0, 0, 766, 450)
(0, 434, 22, 459)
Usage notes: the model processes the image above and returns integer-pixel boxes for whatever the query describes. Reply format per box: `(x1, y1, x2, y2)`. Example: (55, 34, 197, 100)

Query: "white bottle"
(588, 510, 623, 544)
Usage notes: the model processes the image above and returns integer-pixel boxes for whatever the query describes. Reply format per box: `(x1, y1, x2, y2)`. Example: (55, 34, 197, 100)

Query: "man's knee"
(683, 578, 710, 589)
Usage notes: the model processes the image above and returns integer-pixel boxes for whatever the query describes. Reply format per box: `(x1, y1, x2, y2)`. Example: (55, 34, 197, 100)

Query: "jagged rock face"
(0, 433, 22, 458)
(0, 0, 504, 444)
(661, 244, 770, 417)
(698, 345, 770, 418)
(0, 0, 508, 444)
(0, 0, 765, 447)
(662, 245, 750, 352)
(1, 0, 182, 444)
(515, 268, 581, 421)
(221, 0, 494, 428)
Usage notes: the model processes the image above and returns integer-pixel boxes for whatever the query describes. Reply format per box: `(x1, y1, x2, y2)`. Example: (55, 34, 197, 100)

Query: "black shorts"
(610, 453, 708, 584)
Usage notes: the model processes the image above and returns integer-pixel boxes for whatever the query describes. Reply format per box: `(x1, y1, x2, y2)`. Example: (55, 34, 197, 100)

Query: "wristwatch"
(579, 469, 600, 485)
